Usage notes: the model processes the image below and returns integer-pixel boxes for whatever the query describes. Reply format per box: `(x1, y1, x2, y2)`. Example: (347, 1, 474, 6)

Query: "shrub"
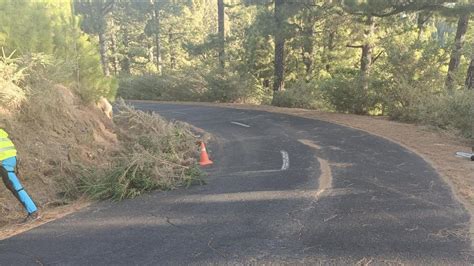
(203, 68, 267, 104)
(118, 74, 166, 100)
(118, 67, 267, 104)
(389, 89, 473, 138)
(118, 70, 206, 101)
(320, 69, 378, 115)
(272, 79, 329, 110)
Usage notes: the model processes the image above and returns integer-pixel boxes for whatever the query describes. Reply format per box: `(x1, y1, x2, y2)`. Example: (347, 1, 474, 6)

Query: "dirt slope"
(0, 85, 118, 227)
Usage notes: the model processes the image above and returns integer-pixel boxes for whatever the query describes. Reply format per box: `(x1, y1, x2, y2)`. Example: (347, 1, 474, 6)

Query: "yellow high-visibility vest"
(0, 129, 17, 161)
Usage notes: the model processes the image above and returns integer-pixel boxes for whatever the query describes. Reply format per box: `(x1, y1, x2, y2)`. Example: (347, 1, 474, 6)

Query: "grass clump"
(75, 100, 203, 201)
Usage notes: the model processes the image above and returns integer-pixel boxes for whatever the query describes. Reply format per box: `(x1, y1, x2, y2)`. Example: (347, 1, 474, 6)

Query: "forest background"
(0, 0, 473, 138)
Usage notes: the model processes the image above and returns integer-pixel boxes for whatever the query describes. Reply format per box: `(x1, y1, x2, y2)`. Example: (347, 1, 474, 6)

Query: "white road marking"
(231, 121, 251, 128)
(280, 150, 289, 170)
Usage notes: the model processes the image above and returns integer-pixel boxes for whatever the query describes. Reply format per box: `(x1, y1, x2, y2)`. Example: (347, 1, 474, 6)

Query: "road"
(0, 103, 472, 264)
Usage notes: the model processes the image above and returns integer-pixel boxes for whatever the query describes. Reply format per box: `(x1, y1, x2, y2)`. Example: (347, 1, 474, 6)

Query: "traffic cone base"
(199, 142, 213, 166)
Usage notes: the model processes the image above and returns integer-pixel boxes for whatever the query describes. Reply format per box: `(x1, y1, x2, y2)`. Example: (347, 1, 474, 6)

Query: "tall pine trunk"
(360, 16, 374, 92)
(153, 1, 162, 74)
(301, 14, 314, 77)
(218, 0, 225, 68)
(466, 56, 474, 90)
(273, 0, 285, 95)
(324, 30, 336, 72)
(446, 13, 470, 91)
(168, 28, 176, 69)
(98, 31, 110, 77)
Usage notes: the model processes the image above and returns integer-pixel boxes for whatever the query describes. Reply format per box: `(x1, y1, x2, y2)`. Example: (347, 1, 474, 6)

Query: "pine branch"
(372, 50, 384, 64)
(346, 44, 363, 49)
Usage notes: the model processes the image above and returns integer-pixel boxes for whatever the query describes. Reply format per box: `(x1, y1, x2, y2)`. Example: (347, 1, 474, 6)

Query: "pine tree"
(445, 13, 469, 91)
(74, 0, 115, 77)
(218, 0, 225, 68)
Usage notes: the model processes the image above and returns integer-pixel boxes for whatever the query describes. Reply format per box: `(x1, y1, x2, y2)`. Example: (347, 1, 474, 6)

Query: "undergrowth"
(117, 67, 268, 104)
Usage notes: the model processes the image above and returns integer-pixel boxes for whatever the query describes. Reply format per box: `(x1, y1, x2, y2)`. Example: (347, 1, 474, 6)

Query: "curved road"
(0, 103, 472, 264)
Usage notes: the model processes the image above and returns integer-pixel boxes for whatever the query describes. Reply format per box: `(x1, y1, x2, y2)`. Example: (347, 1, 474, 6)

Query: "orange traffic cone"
(199, 142, 213, 166)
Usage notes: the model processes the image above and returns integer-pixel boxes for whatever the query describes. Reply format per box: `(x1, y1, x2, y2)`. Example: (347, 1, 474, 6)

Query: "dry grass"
(0, 89, 202, 228)
(0, 53, 27, 109)
(70, 100, 202, 201)
(0, 83, 118, 226)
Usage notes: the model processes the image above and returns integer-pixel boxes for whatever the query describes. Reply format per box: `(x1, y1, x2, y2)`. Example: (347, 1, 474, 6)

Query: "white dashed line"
(280, 150, 289, 170)
(231, 121, 251, 128)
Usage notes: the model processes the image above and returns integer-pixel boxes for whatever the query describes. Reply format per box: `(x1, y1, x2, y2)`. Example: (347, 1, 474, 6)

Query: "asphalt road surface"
(0, 103, 472, 265)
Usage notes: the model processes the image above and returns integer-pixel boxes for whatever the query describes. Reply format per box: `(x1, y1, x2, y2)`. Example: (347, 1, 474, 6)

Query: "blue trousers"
(1, 157, 37, 214)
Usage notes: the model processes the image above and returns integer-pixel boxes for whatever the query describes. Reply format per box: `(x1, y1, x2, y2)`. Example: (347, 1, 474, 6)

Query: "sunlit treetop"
(339, 0, 472, 16)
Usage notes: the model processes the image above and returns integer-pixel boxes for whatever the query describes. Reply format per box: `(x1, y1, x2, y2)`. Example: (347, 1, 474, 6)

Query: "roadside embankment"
(0, 87, 201, 236)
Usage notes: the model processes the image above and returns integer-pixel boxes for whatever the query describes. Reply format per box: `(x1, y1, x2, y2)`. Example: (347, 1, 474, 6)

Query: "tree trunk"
(169, 28, 176, 69)
(360, 16, 374, 91)
(466, 56, 474, 90)
(153, 1, 162, 74)
(302, 16, 314, 77)
(471, 93, 474, 153)
(417, 13, 424, 40)
(98, 31, 110, 77)
(446, 13, 470, 91)
(417, 12, 430, 41)
(302, 48, 312, 76)
(218, 0, 225, 68)
(148, 43, 154, 64)
(273, 0, 285, 94)
(325, 30, 336, 72)
(121, 28, 131, 75)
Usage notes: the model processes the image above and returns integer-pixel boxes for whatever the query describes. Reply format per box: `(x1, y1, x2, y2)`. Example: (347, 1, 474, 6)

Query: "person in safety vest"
(0, 128, 39, 222)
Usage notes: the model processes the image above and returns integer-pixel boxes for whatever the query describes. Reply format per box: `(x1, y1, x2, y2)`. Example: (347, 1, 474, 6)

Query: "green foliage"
(203, 68, 267, 103)
(0, 0, 117, 102)
(118, 67, 267, 104)
(272, 79, 329, 110)
(341, 0, 458, 16)
(390, 90, 473, 138)
(109, 0, 474, 138)
(0, 0, 55, 55)
(319, 70, 377, 115)
(74, 34, 118, 101)
(3, 0, 473, 139)
(118, 71, 206, 101)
